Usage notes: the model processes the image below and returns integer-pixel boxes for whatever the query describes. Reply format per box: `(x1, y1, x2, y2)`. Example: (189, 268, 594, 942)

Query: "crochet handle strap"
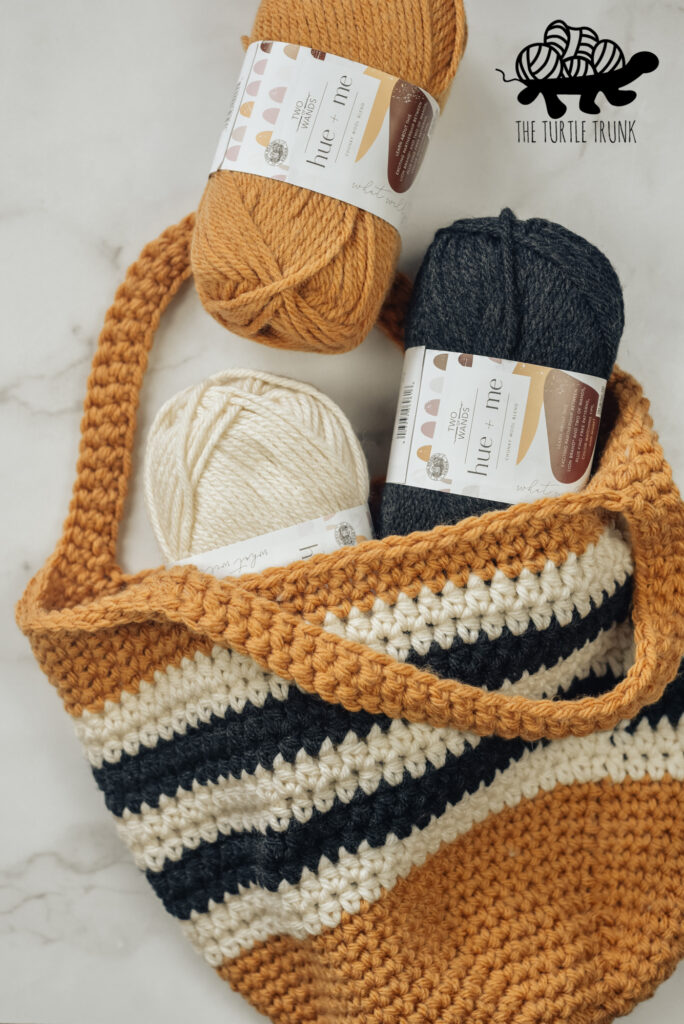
(50, 215, 409, 604)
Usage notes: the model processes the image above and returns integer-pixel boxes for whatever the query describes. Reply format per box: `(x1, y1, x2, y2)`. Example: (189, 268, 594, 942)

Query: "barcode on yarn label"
(210, 41, 440, 231)
(395, 383, 415, 440)
(387, 347, 426, 483)
(171, 504, 374, 580)
(386, 348, 607, 504)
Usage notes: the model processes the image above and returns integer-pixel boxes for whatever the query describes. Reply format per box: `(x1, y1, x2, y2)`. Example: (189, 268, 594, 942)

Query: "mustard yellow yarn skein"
(192, 0, 468, 354)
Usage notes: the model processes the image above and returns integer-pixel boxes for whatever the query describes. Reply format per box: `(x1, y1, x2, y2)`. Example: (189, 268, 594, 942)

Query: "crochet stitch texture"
(16, 217, 684, 1024)
(192, 0, 468, 353)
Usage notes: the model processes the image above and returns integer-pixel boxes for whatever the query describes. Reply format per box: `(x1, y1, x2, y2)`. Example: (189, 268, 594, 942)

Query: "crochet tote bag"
(16, 217, 684, 1024)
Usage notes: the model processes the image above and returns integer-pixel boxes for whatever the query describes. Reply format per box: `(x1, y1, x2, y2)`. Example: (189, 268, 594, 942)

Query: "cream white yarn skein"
(144, 368, 370, 562)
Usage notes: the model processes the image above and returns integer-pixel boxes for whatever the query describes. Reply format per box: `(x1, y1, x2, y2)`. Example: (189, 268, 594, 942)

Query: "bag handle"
(43, 216, 195, 606)
(21, 220, 684, 741)
(45, 215, 411, 605)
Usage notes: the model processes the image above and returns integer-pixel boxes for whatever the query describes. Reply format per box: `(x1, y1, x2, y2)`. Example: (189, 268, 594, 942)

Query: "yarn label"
(171, 505, 374, 579)
(210, 41, 440, 230)
(387, 348, 607, 504)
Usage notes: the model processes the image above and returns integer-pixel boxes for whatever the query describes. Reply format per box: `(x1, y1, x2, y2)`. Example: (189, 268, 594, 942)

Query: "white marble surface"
(2, 1, 683, 1021)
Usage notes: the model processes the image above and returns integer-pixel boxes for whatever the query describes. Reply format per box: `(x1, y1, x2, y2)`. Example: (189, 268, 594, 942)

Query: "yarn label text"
(387, 348, 606, 504)
(515, 119, 638, 144)
(210, 41, 440, 231)
(171, 505, 374, 579)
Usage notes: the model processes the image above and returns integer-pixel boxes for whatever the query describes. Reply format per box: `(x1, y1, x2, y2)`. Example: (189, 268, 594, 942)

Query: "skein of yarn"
(144, 369, 369, 562)
(544, 20, 598, 62)
(562, 56, 593, 78)
(379, 209, 625, 537)
(191, 0, 468, 355)
(593, 39, 626, 75)
(516, 43, 562, 82)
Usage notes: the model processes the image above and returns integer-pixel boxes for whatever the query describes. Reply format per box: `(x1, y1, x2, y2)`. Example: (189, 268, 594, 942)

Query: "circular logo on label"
(264, 139, 289, 166)
(426, 454, 449, 481)
(334, 522, 357, 547)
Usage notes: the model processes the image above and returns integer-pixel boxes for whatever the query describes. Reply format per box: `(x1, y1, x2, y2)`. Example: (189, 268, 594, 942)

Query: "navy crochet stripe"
(149, 732, 534, 918)
(93, 687, 394, 817)
(406, 578, 632, 683)
(143, 666, 625, 920)
(93, 582, 631, 818)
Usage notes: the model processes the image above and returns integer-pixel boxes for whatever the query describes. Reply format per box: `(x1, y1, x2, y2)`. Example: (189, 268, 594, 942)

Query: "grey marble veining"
(2, 1, 683, 1021)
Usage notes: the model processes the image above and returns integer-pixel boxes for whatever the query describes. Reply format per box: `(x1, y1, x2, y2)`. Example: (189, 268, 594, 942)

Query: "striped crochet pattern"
(16, 218, 684, 1024)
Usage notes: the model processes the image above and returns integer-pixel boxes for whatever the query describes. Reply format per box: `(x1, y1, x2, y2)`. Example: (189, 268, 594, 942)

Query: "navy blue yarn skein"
(379, 209, 625, 537)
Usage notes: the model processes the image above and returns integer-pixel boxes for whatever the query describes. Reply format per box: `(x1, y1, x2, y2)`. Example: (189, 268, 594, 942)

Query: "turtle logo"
(497, 19, 658, 118)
